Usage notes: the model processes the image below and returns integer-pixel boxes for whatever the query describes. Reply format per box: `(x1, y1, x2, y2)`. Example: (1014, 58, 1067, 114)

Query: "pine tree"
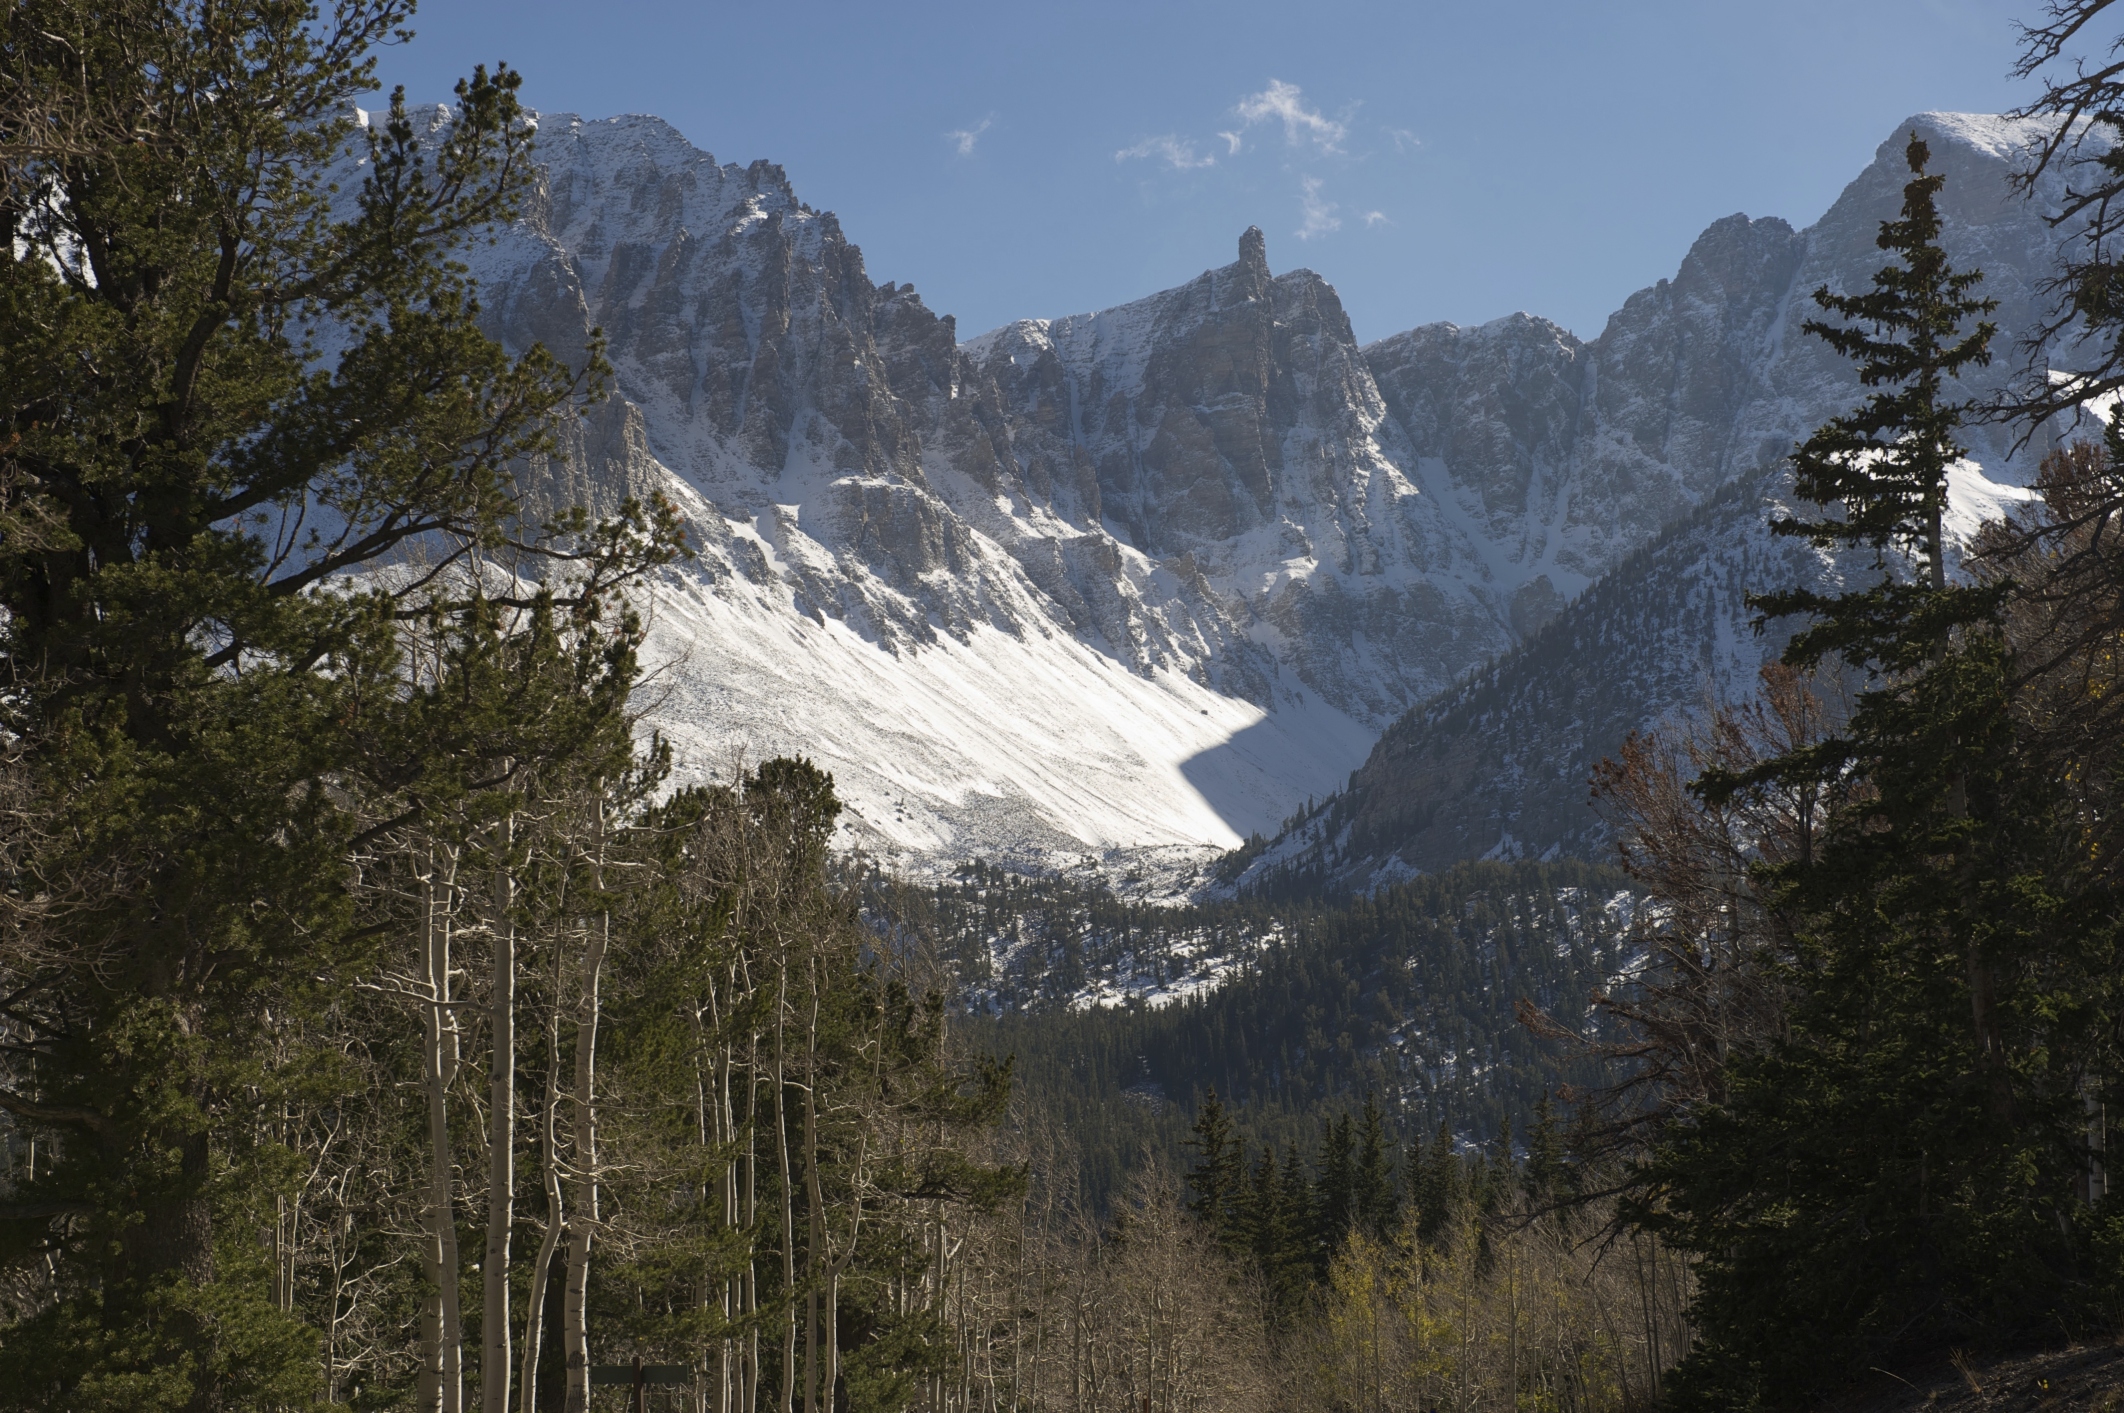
(1275, 1142, 1317, 1304)
(1352, 1093, 1399, 1239)
(1655, 134, 2113, 1406)
(1183, 1089, 1245, 1244)
(1235, 1145, 1273, 1265)
(0, 5, 680, 1405)
(1413, 1120, 1465, 1246)
(1312, 1111, 1355, 1261)
(1521, 1094, 1566, 1207)
(1477, 1115, 1515, 1215)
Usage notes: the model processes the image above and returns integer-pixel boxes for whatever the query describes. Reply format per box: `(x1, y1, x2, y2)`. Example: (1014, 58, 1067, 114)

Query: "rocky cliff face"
(458, 114, 1381, 872)
(446, 106, 2083, 878)
(1240, 113, 2085, 893)
(967, 227, 1501, 727)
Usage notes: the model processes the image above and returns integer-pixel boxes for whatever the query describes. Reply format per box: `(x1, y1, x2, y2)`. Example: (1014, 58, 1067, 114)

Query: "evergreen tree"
(1276, 1142, 1317, 1302)
(1522, 1093, 1566, 1207)
(0, 4, 680, 1404)
(1183, 1088, 1245, 1244)
(1235, 1146, 1269, 1261)
(1477, 1114, 1515, 1215)
(1312, 1111, 1355, 1260)
(1655, 134, 2116, 1406)
(1352, 1093, 1399, 1240)
(1412, 1120, 1465, 1246)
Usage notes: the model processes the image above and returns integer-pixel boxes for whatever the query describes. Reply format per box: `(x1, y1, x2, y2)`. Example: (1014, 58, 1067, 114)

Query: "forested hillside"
(870, 862, 1637, 1206)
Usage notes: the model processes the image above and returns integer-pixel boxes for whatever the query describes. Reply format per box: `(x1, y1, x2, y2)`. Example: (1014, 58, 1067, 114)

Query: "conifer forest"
(6, 3, 2124, 1411)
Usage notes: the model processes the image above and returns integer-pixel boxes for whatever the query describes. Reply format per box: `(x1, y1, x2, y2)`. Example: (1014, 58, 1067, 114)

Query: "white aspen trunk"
(743, 1008, 762, 1413)
(563, 797, 610, 1413)
(697, 972, 734, 1413)
(775, 952, 799, 1413)
(695, 974, 733, 1413)
(802, 968, 823, 1413)
(718, 1033, 738, 1413)
(804, 1149, 820, 1413)
(422, 846, 466, 1413)
(520, 927, 569, 1413)
(273, 1191, 289, 1313)
(326, 1219, 347, 1406)
(485, 817, 518, 1413)
(802, 962, 867, 1413)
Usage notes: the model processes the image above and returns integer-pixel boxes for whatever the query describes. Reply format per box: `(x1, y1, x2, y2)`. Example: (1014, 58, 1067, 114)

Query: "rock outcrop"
(1240, 113, 2088, 893)
(439, 106, 2086, 877)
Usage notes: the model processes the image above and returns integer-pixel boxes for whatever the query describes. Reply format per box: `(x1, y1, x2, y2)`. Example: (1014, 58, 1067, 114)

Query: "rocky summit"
(445, 107, 2086, 882)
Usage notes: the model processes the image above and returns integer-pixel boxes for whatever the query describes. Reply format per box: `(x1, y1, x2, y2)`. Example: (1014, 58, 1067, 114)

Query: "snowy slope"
(413, 106, 2093, 880)
(635, 484, 1374, 868)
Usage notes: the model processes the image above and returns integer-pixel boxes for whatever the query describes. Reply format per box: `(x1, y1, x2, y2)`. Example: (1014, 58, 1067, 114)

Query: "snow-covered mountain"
(449, 107, 2085, 879)
(1239, 114, 2086, 894)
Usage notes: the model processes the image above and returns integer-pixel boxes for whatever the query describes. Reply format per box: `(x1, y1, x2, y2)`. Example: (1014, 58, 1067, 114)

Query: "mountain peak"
(1239, 225, 1267, 274)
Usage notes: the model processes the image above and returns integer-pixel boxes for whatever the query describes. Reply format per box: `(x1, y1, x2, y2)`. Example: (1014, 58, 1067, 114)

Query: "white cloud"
(946, 117, 993, 157)
(1387, 127, 1421, 153)
(1217, 130, 1244, 155)
(1363, 210, 1390, 227)
(1235, 79, 1347, 154)
(1297, 176, 1340, 240)
(1115, 134, 1216, 170)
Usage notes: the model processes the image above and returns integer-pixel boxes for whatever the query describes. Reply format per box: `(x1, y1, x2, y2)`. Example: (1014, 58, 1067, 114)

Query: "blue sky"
(376, 0, 2042, 343)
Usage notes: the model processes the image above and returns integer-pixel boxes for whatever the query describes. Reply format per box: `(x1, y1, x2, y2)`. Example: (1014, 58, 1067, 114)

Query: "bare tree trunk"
(699, 970, 735, 1413)
(743, 1002, 762, 1413)
(564, 798, 610, 1413)
(520, 923, 568, 1413)
(421, 845, 466, 1413)
(775, 950, 799, 1413)
(485, 817, 518, 1413)
(807, 1090, 861, 1413)
(697, 997, 726, 1413)
(803, 973, 821, 1413)
(718, 1026, 740, 1413)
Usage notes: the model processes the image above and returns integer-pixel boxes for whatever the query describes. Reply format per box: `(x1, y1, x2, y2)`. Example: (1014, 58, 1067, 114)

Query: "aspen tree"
(0, 4, 605, 1401)
(519, 882, 568, 1413)
(484, 813, 519, 1413)
(562, 791, 612, 1413)
(422, 845, 468, 1413)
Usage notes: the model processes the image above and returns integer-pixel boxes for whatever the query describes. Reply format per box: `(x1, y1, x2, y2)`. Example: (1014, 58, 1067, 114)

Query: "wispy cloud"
(946, 116, 993, 157)
(1387, 127, 1421, 153)
(1362, 209, 1390, 227)
(1115, 134, 1216, 170)
(1217, 129, 1244, 155)
(1236, 80, 1347, 154)
(1297, 176, 1341, 240)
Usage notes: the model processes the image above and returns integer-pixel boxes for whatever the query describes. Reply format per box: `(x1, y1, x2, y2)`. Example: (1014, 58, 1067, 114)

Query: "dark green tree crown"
(1778, 133, 1998, 569)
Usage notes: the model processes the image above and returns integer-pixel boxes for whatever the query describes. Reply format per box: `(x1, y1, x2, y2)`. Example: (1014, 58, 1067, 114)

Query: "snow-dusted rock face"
(1240, 113, 2089, 892)
(1355, 210, 1809, 611)
(1358, 115, 2079, 603)
(968, 225, 1500, 728)
(463, 114, 1384, 872)
(454, 107, 2084, 878)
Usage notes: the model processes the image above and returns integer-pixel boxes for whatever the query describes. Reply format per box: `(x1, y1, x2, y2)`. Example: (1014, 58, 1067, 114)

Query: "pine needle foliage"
(1645, 135, 2124, 1410)
(0, 4, 683, 1405)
